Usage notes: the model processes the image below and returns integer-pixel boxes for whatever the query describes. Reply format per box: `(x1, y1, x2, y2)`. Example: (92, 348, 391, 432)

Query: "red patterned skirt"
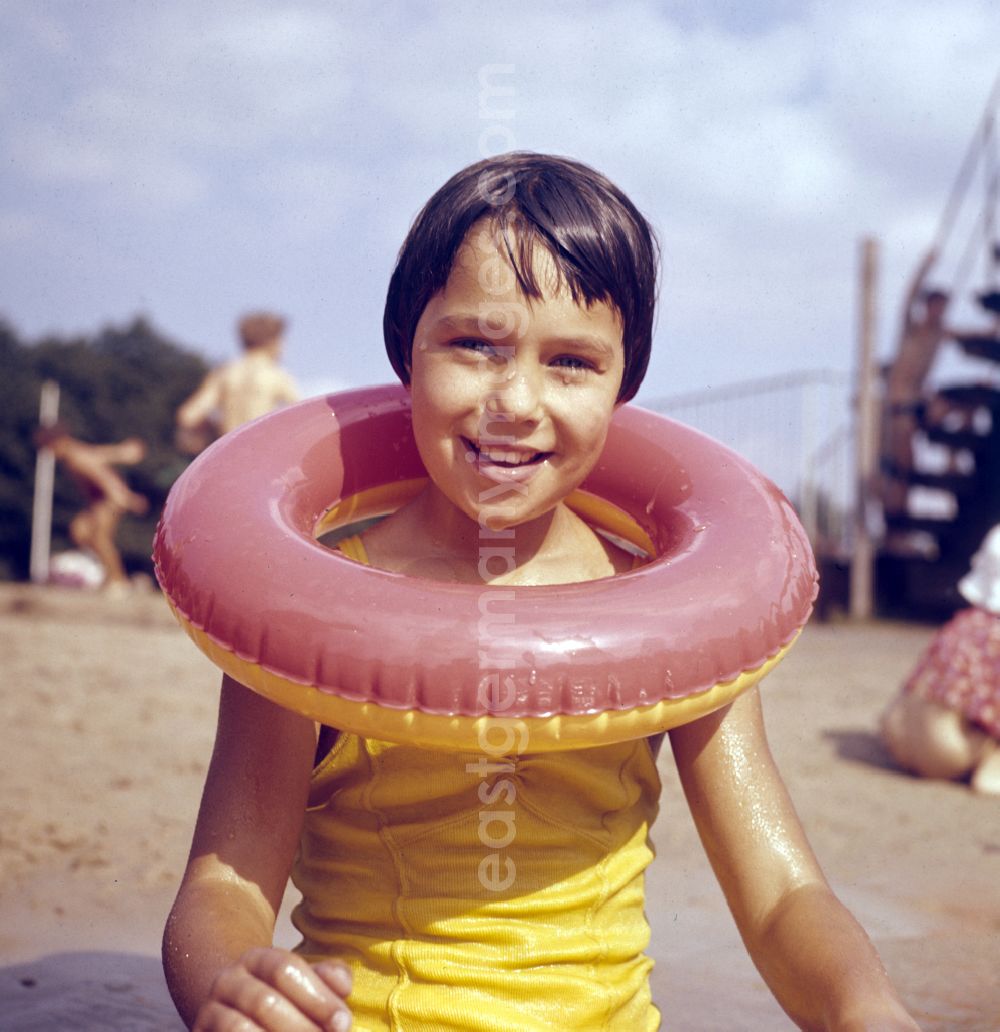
(903, 607, 1000, 738)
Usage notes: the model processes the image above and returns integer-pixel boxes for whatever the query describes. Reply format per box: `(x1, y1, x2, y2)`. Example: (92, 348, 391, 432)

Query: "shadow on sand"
(0, 951, 182, 1031)
(822, 727, 900, 773)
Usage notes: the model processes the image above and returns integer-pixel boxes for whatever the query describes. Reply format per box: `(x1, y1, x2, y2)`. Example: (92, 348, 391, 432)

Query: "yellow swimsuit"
(291, 537, 662, 1031)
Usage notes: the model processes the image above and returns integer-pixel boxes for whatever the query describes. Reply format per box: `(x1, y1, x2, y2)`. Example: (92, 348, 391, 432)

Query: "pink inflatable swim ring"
(154, 385, 817, 751)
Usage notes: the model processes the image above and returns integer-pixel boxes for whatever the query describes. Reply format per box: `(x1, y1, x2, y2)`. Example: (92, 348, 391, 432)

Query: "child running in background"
(882, 524, 1000, 794)
(35, 424, 148, 594)
(175, 310, 299, 452)
(163, 153, 918, 1031)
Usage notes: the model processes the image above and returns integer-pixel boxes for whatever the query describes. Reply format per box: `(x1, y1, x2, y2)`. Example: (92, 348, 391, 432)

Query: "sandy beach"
(1, 582, 997, 1030)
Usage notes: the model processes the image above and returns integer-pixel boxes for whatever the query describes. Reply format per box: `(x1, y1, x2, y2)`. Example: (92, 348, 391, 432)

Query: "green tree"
(0, 322, 45, 579)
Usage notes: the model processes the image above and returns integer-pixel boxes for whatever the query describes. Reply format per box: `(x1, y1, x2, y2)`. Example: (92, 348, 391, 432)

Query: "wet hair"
(237, 311, 286, 351)
(383, 152, 659, 403)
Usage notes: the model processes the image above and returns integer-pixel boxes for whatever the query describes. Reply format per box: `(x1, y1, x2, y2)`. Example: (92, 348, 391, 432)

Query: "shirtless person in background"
(35, 425, 149, 593)
(176, 311, 299, 451)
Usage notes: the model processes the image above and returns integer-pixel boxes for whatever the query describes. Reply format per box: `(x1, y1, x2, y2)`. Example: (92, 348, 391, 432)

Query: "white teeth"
(479, 446, 539, 466)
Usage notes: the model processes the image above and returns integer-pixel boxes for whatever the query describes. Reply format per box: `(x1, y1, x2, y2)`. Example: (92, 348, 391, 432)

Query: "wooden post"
(29, 379, 61, 584)
(851, 238, 879, 619)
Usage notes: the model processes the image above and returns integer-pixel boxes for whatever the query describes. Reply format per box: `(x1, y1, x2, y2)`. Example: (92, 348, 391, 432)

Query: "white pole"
(29, 380, 61, 584)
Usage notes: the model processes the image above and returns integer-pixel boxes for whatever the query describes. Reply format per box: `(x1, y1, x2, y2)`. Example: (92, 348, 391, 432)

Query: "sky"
(2, 0, 999, 406)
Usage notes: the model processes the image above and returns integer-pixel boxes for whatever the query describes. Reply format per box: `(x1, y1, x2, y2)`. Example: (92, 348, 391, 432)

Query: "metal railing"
(640, 370, 855, 552)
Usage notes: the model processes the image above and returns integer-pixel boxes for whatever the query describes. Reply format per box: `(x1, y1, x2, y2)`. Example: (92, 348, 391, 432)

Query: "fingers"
(194, 948, 352, 1032)
(314, 960, 353, 1004)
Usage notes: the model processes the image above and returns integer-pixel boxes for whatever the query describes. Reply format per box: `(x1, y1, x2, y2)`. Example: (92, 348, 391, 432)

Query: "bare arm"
(669, 688, 918, 1030)
(177, 371, 222, 429)
(58, 440, 148, 513)
(82, 438, 145, 466)
(277, 369, 300, 405)
(163, 675, 352, 1030)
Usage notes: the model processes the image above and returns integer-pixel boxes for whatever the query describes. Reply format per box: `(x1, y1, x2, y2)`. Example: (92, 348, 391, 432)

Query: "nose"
(490, 360, 543, 424)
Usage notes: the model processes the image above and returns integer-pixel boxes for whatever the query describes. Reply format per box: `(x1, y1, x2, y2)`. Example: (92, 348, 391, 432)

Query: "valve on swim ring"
(154, 385, 817, 751)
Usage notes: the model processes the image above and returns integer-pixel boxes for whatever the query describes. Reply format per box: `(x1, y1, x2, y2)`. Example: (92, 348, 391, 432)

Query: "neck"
(409, 483, 569, 577)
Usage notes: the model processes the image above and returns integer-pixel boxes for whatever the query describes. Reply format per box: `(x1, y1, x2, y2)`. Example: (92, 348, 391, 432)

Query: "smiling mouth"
(463, 438, 551, 467)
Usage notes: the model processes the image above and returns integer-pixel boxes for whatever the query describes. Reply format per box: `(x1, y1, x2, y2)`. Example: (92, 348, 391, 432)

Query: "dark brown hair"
(383, 153, 658, 402)
(237, 311, 286, 351)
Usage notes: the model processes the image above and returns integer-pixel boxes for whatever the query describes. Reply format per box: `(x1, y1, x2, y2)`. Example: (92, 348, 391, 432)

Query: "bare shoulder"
(356, 502, 465, 581)
(547, 508, 635, 582)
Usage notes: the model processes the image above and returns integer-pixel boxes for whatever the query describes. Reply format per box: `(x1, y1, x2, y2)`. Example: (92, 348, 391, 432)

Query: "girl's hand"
(192, 947, 352, 1031)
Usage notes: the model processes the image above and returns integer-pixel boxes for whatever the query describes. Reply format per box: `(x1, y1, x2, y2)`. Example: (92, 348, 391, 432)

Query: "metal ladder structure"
(877, 77, 1000, 617)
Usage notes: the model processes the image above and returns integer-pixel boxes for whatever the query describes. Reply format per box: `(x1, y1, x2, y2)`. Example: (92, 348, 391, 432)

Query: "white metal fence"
(641, 370, 855, 553)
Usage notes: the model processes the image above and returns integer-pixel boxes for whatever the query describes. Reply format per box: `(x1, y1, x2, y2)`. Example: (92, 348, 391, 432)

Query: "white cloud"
(1, 0, 998, 396)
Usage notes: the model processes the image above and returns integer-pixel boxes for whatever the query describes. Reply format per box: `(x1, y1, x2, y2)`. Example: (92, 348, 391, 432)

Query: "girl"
(881, 524, 1000, 793)
(163, 153, 918, 1031)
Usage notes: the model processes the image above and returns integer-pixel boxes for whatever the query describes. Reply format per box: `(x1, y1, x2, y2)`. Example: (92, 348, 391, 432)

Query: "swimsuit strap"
(336, 534, 370, 565)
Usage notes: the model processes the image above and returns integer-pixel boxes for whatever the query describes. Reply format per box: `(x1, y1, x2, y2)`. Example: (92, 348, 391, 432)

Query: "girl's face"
(408, 223, 625, 531)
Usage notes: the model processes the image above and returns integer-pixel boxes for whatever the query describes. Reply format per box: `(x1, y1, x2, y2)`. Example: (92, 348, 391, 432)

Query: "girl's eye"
(551, 355, 592, 371)
(454, 338, 498, 357)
